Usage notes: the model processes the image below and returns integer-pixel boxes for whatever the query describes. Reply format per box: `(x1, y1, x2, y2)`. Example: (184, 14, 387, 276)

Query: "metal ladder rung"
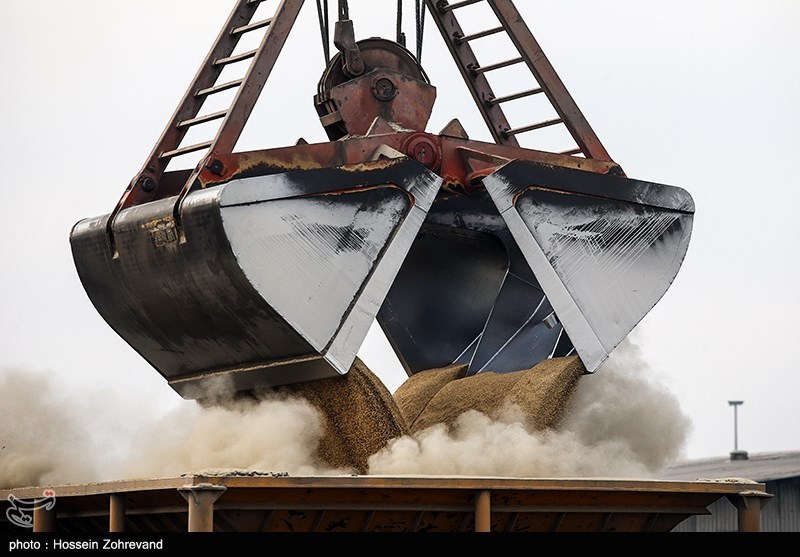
(425, 0, 611, 158)
(112, 0, 307, 239)
(455, 26, 504, 44)
(470, 56, 523, 74)
(440, 0, 484, 12)
(487, 87, 544, 106)
(231, 17, 273, 36)
(213, 49, 257, 67)
(503, 118, 563, 137)
(195, 78, 244, 98)
(177, 109, 228, 129)
(160, 140, 214, 161)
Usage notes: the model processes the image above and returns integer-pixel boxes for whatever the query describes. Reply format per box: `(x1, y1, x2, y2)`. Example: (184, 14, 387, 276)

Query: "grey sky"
(1, 0, 798, 461)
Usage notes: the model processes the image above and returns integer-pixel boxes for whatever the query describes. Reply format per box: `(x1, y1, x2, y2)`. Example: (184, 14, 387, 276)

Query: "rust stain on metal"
(141, 216, 178, 248)
(340, 158, 402, 173)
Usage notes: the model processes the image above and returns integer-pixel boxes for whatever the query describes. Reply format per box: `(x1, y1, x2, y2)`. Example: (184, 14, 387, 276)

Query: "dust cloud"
(0, 339, 692, 489)
(0, 369, 101, 489)
(116, 391, 351, 480)
(558, 339, 692, 473)
(368, 339, 692, 478)
(0, 370, 347, 490)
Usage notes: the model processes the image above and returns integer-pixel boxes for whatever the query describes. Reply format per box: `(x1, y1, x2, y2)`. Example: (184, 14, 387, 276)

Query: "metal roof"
(659, 451, 800, 483)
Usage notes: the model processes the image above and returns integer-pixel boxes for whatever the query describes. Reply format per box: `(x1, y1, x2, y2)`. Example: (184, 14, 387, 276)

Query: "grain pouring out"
(0, 338, 691, 489)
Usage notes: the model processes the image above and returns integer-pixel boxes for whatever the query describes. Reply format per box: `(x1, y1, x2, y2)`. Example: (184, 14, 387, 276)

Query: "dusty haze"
(0, 339, 691, 489)
(369, 340, 692, 477)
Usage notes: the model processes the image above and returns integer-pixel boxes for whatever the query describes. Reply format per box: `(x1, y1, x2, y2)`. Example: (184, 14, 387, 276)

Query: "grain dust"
(281, 357, 408, 474)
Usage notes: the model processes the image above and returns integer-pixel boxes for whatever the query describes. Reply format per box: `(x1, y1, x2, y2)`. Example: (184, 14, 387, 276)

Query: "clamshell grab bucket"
(70, 158, 442, 397)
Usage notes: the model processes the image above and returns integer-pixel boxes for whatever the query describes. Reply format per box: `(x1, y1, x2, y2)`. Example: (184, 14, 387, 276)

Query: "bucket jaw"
(483, 160, 694, 372)
(70, 158, 442, 397)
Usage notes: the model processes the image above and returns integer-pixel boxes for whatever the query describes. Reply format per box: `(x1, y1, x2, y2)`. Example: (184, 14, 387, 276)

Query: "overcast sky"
(1, 0, 798, 462)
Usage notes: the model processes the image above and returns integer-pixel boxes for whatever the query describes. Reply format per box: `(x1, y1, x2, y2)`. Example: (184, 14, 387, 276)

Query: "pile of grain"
(394, 356, 586, 434)
(281, 357, 408, 474)
(279, 356, 585, 472)
(392, 363, 468, 428)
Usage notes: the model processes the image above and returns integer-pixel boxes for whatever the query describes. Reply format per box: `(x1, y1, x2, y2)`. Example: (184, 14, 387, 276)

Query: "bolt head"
(139, 177, 156, 193)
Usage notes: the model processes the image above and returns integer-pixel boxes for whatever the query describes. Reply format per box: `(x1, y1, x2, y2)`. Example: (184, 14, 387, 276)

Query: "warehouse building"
(660, 450, 800, 532)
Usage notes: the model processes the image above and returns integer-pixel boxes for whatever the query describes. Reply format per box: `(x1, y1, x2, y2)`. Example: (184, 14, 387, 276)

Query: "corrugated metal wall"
(762, 477, 800, 532)
(672, 477, 800, 532)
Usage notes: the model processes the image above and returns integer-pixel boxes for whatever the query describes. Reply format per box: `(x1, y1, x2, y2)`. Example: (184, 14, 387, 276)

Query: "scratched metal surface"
(485, 160, 694, 372)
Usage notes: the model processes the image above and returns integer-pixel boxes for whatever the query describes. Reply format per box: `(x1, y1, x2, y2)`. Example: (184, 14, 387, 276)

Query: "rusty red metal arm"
(487, 0, 612, 161)
(192, 132, 622, 194)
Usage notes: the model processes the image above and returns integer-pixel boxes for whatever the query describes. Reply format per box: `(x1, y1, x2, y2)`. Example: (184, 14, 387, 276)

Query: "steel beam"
(475, 490, 491, 532)
(729, 491, 774, 533)
(109, 493, 127, 533)
(179, 484, 227, 533)
(33, 505, 55, 533)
